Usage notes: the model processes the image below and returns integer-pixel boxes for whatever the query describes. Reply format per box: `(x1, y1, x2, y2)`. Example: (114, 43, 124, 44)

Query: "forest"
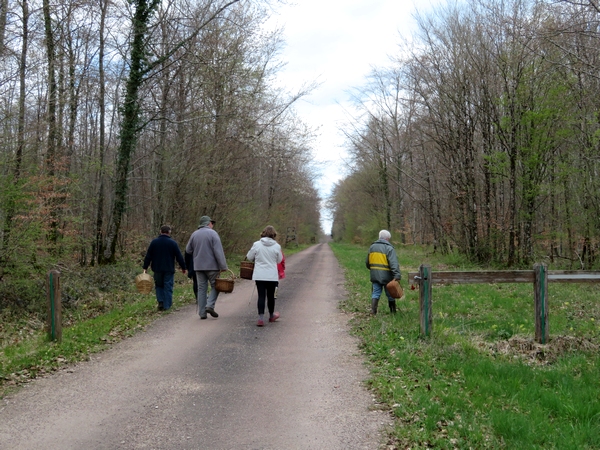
(4, 0, 600, 312)
(330, 0, 600, 268)
(0, 0, 322, 309)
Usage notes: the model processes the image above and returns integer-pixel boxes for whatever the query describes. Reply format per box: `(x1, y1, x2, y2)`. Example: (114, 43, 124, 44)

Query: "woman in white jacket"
(246, 225, 283, 327)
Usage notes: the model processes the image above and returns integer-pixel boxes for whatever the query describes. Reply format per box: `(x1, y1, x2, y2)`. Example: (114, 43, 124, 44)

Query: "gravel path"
(0, 244, 391, 449)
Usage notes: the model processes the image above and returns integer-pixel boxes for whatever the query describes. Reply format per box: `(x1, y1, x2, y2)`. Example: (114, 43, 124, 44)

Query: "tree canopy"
(331, 0, 600, 268)
(0, 0, 322, 281)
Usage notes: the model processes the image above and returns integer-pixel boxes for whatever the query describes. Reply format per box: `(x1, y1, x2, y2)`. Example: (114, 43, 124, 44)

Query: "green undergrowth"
(330, 242, 600, 449)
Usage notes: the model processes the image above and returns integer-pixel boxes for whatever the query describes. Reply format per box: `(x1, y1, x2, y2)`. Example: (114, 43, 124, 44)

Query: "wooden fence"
(408, 264, 600, 343)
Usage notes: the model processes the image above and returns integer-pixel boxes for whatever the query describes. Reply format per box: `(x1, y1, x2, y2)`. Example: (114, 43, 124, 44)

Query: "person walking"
(366, 229, 401, 314)
(246, 225, 283, 327)
(185, 216, 228, 319)
(142, 225, 187, 311)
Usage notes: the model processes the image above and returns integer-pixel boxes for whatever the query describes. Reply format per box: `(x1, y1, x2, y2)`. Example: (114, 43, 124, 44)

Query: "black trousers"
(255, 280, 277, 315)
(191, 275, 198, 299)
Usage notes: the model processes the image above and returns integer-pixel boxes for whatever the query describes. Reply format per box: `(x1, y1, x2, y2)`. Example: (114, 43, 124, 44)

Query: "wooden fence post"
(46, 270, 62, 342)
(534, 263, 548, 344)
(419, 264, 432, 337)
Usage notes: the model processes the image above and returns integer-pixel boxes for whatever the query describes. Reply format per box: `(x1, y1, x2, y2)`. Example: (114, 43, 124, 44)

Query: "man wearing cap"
(185, 216, 228, 319)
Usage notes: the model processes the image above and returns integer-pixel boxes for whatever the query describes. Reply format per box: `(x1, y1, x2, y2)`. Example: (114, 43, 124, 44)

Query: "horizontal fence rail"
(407, 265, 600, 344)
(407, 270, 600, 284)
(407, 270, 534, 284)
(547, 272, 600, 282)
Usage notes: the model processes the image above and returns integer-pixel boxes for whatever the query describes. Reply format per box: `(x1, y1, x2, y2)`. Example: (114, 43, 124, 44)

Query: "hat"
(199, 215, 216, 227)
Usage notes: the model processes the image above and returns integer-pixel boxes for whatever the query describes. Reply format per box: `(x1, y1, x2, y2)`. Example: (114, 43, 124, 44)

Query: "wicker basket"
(240, 260, 254, 280)
(135, 272, 154, 294)
(386, 279, 404, 299)
(215, 269, 235, 293)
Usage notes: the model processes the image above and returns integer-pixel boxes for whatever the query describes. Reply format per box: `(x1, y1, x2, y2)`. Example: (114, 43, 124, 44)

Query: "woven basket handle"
(219, 269, 235, 280)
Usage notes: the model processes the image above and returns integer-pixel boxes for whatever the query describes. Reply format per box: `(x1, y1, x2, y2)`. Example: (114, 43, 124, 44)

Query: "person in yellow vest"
(366, 230, 401, 314)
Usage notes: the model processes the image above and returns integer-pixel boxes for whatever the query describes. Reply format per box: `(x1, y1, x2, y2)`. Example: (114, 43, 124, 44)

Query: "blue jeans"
(155, 272, 175, 310)
(195, 271, 220, 317)
(372, 282, 394, 302)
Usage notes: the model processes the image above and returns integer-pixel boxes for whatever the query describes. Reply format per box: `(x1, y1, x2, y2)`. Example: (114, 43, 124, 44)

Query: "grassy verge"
(0, 245, 309, 398)
(330, 242, 600, 449)
(0, 283, 195, 396)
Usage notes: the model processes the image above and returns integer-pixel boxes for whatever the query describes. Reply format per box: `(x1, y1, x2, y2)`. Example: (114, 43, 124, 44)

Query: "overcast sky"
(266, 0, 443, 232)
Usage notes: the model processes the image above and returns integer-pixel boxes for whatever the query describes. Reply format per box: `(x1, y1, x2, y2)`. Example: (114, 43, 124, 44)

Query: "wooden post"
(46, 270, 62, 342)
(419, 264, 432, 337)
(534, 263, 548, 344)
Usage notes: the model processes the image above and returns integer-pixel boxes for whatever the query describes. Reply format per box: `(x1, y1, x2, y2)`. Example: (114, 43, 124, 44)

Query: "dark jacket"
(143, 234, 186, 274)
(184, 251, 194, 279)
(366, 239, 401, 284)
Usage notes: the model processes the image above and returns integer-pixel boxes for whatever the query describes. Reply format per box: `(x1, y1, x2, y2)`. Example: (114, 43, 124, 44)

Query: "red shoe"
(257, 319, 264, 327)
(269, 312, 280, 323)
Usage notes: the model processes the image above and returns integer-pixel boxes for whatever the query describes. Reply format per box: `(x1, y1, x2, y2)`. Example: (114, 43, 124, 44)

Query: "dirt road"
(0, 244, 390, 449)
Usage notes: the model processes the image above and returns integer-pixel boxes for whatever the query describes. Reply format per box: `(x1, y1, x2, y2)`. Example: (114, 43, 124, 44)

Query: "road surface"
(0, 244, 390, 449)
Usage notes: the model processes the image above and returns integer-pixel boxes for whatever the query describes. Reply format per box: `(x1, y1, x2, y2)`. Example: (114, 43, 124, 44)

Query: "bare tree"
(102, 0, 245, 263)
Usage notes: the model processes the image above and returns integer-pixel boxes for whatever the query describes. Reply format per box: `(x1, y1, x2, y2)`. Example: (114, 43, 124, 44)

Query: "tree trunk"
(66, 15, 79, 172)
(153, 25, 172, 230)
(507, 145, 517, 266)
(2, 0, 28, 262)
(15, 0, 28, 178)
(0, 0, 7, 56)
(92, 0, 108, 266)
(102, 0, 160, 263)
(42, 0, 60, 245)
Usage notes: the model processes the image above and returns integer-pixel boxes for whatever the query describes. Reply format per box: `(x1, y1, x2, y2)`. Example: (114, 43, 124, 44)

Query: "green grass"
(0, 284, 195, 394)
(331, 242, 600, 449)
(3, 242, 599, 448)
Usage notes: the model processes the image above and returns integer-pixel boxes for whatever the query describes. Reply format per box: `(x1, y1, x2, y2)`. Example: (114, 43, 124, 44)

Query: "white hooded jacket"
(246, 237, 282, 281)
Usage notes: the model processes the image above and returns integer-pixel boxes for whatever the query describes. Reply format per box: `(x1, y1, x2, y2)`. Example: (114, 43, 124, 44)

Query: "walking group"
(143, 218, 402, 322)
(142, 216, 285, 326)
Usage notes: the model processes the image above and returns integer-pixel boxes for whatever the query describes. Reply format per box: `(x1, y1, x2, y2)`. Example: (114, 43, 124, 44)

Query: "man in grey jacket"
(366, 230, 401, 314)
(185, 216, 228, 319)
